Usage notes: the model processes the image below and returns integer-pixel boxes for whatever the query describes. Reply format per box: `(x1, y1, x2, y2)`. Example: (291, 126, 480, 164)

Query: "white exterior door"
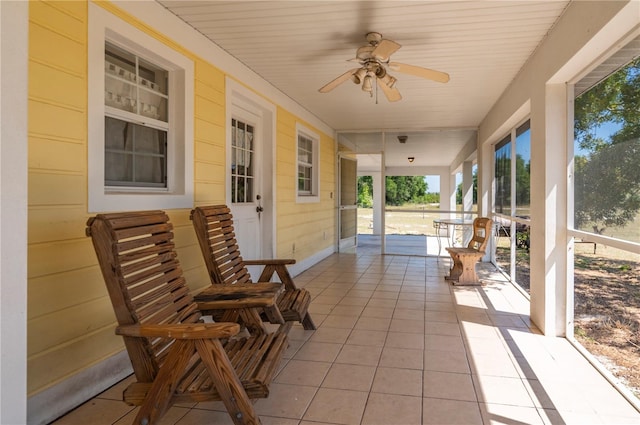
(229, 108, 262, 261)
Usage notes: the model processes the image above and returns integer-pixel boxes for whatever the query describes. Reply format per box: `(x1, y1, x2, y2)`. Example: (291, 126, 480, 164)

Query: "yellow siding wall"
(27, 0, 335, 397)
(276, 108, 336, 259)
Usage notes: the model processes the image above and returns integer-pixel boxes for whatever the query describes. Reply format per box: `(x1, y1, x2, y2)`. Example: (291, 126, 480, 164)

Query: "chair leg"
(196, 339, 261, 425)
(135, 340, 196, 425)
(445, 254, 463, 281)
(301, 312, 316, 330)
(238, 308, 269, 335)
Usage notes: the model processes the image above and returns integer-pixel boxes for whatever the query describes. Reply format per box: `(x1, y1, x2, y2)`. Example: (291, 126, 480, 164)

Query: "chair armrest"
(116, 323, 240, 339)
(194, 283, 283, 310)
(244, 259, 296, 266)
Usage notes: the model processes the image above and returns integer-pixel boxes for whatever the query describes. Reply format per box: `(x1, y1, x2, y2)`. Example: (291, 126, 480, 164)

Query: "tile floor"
(52, 252, 640, 425)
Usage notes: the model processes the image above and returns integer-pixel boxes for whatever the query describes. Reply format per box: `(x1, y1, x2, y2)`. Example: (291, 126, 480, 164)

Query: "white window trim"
(88, 4, 193, 212)
(296, 123, 320, 203)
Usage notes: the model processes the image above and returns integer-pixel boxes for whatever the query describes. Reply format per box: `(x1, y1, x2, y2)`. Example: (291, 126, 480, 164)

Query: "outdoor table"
(433, 218, 474, 256)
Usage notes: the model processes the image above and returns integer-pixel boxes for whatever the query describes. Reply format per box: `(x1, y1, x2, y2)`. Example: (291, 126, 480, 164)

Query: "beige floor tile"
(473, 375, 535, 407)
(469, 351, 520, 378)
(303, 388, 368, 425)
(347, 287, 374, 295)
(308, 327, 351, 344)
(479, 403, 544, 425)
(425, 334, 466, 352)
(338, 296, 370, 307)
(366, 298, 397, 308)
(424, 349, 471, 374)
(96, 374, 135, 401)
(173, 408, 234, 424)
(293, 341, 343, 362)
(330, 305, 365, 316)
(379, 346, 424, 370)
(385, 332, 425, 350)
(426, 294, 454, 303)
(395, 299, 426, 310)
(313, 295, 343, 305)
(275, 359, 331, 387)
(423, 370, 477, 402)
(361, 393, 422, 425)
(113, 406, 191, 424)
(320, 314, 358, 329)
(322, 363, 376, 391)
(254, 383, 317, 419)
(283, 337, 305, 359)
(52, 399, 135, 425)
(361, 306, 395, 318)
(425, 310, 458, 323)
(259, 416, 301, 425)
(425, 322, 462, 336)
(354, 316, 391, 331)
(287, 326, 317, 342)
(308, 303, 333, 315)
(393, 308, 425, 320)
(390, 318, 425, 334)
(335, 344, 382, 366)
(423, 398, 483, 425)
(372, 367, 423, 396)
(425, 301, 455, 312)
(346, 329, 387, 346)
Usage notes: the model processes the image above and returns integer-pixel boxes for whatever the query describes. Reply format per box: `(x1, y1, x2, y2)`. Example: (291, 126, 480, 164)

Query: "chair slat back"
(467, 217, 493, 253)
(86, 210, 201, 381)
(190, 205, 253, 286)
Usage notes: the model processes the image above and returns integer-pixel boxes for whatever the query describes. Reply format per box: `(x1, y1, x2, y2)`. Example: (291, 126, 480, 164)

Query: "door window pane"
(231, 118, 255, 203)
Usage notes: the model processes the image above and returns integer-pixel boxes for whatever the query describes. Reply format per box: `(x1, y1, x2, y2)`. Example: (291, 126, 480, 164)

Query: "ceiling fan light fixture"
(362, 75, 373, 93)
(381, 74, 397, 89)
(351, 68, 367, 85)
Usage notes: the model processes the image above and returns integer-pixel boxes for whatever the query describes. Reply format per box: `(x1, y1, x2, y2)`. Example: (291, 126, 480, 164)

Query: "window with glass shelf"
(296, 125, 319, 203)
(104, 42, 169, 188)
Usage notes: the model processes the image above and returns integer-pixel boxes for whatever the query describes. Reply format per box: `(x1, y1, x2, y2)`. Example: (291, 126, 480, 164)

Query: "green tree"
(574, 57, 640, 233)
(456, 170, 478, 205)
(357, 176, 373, 207)
(385, 176, 428, 206)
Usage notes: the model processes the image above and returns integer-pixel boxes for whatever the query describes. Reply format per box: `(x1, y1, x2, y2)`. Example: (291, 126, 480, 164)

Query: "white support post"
(529, 83, 569, 337)
(1, 1, 29, 423)
(371, 171, 382, 235)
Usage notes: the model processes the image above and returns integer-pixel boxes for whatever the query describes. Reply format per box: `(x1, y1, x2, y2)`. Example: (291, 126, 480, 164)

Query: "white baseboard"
(27, 350, 132, 425)
(288, 245, 335, 278)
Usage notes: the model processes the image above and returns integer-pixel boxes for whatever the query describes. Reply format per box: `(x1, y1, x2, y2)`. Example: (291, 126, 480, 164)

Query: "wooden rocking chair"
(86, 210, 288, 425)
(445, 217, 493, 285)
(190, 205, 316, 332)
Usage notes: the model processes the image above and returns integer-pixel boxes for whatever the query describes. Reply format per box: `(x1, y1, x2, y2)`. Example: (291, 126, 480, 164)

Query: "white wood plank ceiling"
(159, 0, 570, 168)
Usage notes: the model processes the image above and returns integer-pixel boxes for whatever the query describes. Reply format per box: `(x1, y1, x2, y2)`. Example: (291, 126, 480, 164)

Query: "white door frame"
(338, 154, 358, 252)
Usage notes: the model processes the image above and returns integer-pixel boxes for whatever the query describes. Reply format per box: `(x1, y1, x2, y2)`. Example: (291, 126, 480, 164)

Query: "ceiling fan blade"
(389, 62, 450, 83)
(318, 68, 360, 93)
(376, 78, 402, 102)
(372, 39, 401, 62)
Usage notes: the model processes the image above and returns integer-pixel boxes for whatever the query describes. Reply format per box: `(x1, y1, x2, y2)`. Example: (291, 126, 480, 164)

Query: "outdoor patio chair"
(445, 217, 493, 285)
(86, 210, 288, 425)
(190, 205, 316, 333)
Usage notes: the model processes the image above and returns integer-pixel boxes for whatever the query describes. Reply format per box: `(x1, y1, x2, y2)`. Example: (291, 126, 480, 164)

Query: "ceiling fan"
(318, 32, 449, 102)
